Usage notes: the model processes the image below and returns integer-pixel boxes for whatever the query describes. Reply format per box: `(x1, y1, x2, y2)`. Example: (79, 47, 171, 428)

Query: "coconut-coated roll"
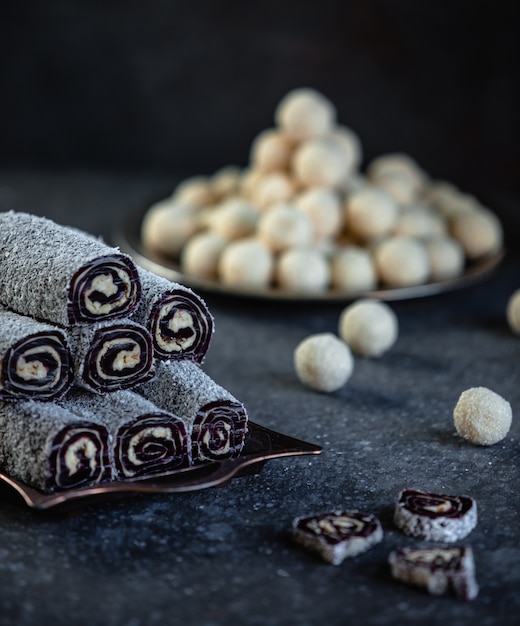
(132, 268, 214, 363)
(0, 308, 73, 401)
(0, 211, 141, 326)
(138, 360, 248, 464)
(0, 399, 111, 492)
(59, 389, 190, 479)
(68, 319, 154, 394)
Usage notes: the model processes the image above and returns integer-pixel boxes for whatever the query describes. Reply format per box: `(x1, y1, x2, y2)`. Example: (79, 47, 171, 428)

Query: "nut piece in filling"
(294, 332, 353, 392)
(453, 386, 512, 446)
(292, 510, 383, 565)
(389, 545, 479, 601)
(394, 488, 477, 542)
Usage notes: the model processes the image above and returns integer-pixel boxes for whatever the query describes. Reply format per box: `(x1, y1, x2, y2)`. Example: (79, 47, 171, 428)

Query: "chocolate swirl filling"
(68, 255, 141, 324)
(1, 331, 72, 401)
(114, 414, 189, 479)
(47, 422, 111, 491)
(398, 488, 473, 519)
(148, 290, 213, 363)
(191, 400, 248, 463)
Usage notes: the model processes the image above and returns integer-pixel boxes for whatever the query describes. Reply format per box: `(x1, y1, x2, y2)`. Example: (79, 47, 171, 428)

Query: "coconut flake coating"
(394, 488, 477, 542)
(293, 510, 383, 565)
(389, 545, 479, 601)
(339, 299, 398, 357)
(294, 332, 353, 392)
(132, 268, 214, 363)
(506, 289, 520, 335)
(453, 386, 512, 445)
(0, 211, 141, 325)
(0, 308, 73, 401)
(0, 399, 111, 492)
(137, 360, 248, 463)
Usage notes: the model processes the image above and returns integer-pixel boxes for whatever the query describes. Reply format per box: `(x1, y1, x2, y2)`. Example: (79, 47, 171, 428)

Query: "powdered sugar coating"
(339, 299, 398, 357)
(453, 386, 512, 445)
(294, 332, 353, 393)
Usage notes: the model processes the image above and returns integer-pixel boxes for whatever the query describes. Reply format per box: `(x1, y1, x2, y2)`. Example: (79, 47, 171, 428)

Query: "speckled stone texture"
(0, 171, 519, 626)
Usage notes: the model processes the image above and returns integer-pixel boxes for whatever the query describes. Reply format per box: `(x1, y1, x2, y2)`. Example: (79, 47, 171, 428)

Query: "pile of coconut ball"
(141, 87, 504, 294)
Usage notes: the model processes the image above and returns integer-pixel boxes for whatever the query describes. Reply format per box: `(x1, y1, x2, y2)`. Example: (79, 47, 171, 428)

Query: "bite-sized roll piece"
(394, 488, 477, 542)
(138, 360, 248, 464)
(59, 389, 190, 479)
(0, 308, 73, 401)
(389, 545, 479, 601)
(132, 268, 214, 363)
(0, 399, 111, 492)
(292, 510, 383, 565)
(68, 319, 154, 394)
(0, 211, 141, 326)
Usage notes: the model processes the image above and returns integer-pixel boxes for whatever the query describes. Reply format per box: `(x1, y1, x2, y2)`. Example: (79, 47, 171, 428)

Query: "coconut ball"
(424, 236, 465, 281)
(141, 200, 202, 258)
(211, 166, 242, 200)
(453, 386, 512, 446)
(257, 203, 313, 252)
(451, 208, 503, 260)
(367, 153, 427, 194)
(506, 289, 520, 335)
(208, 198, 259, 240)
(292, 138, 349, 188)
(275, 88, 336, 141)
(250, 171, 296, 210)
(345, 187, 399, 241)
(327, 125, 363, 173)
(240, 168, 265, 200)
(372, 170, 420, 206)
(338, 299, 398, 357)
(374, 236, 431, 287)
(181, 231, 227, 280)
(294, 332, 354, 392)
(424, 182, 479, 219)
(331, 246, 377, 292)
(218, 238, 274, 289)
(277, 247, 330, 292)
(172, 176, 214, 209)
(393, 205, 447, 239)
(250, 128, 293, 172)
(294, 187, 343, 240)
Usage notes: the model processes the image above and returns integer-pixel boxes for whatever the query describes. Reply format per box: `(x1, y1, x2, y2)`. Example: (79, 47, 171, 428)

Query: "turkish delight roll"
(138, 360, 248, 464)
(389, 545, 479, 601)
(0, 211, 141, 326)
(0, 399, 111, 492)
(68, 319, 154, 393)
(59, 389, 190, 479)
(0, 308, 72, 401)
(132, 268, 214, 363)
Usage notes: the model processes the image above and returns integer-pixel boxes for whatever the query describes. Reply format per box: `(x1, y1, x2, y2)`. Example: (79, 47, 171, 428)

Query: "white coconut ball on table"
(450, 207, 503, 260)
(338, 299, 398, 357)
(250, 128, 294, 173)
(257, 203, 313, 253)
(453, 387, 512, 446)
(277, 247, 330, 293)
(275, 88, 336, 141)
(292, 138, 349, 188)
(374, 236, 431, 287)
(141, 200, 202, 258)
(424, 236, 465, 281)
(294, 332, 354, 392)
(330, 246, 377, 292)
(293, 187, 343, 240)
(345, 186, 399, 241)
(506, 289, 520, 335)
(181, 231, 227, 280)
(218, 238, 274, 289)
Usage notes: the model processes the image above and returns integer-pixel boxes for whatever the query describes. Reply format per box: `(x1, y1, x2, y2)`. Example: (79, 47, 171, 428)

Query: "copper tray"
(0, 421, 321, 511)
(113, 207, 505, 303)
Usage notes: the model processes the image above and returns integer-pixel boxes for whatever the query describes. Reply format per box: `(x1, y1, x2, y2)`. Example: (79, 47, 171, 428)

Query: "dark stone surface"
(0, 170, 519, 625)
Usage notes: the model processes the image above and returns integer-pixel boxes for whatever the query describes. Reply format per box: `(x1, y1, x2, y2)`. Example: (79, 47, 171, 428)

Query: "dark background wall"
(0, 0, 518, 208)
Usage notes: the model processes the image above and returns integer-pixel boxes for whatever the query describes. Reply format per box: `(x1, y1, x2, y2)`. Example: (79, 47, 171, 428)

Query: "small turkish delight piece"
(389, 545, 479, 601)
(292, 510, 383, 565)
(394, 488, 477, 542)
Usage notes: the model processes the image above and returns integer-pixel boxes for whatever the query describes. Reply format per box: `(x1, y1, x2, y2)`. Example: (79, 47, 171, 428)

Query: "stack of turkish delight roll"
(0, 211, 248, 492)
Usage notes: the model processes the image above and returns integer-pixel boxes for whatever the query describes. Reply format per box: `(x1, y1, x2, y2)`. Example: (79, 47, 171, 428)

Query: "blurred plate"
(0, 421, 321, 511)
(114, 207, 505, 302)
